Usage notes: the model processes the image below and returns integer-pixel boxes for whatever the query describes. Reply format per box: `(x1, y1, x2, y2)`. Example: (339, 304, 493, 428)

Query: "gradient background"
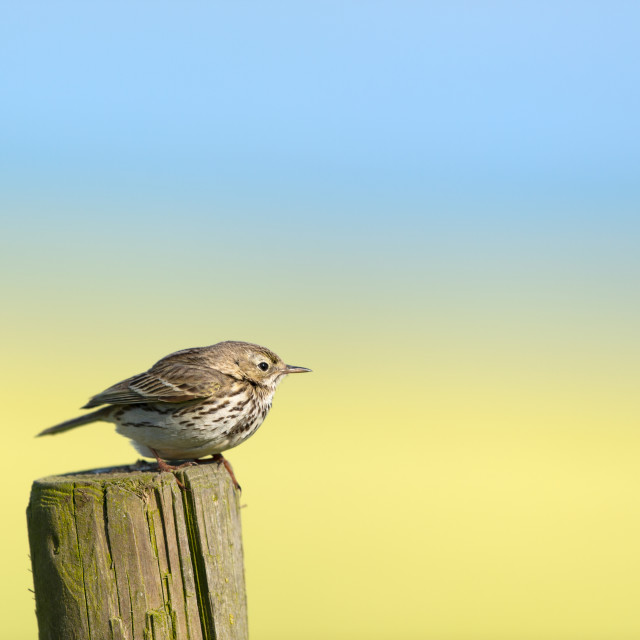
(2, 2, 640, 638)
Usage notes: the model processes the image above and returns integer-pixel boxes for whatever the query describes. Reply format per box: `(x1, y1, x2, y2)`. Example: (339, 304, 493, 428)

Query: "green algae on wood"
(27, 462, 248, 640)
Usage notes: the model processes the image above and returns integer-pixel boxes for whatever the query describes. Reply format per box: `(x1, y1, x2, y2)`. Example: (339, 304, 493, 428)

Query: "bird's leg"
(150, 448, 196, 489)
(211, 453, 242, 491)
(151, 451, 197, 471)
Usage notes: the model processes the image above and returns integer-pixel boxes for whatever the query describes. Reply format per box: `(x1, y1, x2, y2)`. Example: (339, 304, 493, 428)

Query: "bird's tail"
(37, 407, 113, 437)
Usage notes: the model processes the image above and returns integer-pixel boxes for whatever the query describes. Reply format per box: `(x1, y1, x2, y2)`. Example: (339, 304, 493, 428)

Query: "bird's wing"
(83, 360, 227, 408)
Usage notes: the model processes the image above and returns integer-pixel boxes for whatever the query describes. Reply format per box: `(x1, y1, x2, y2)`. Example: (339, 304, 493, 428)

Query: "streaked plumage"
(39, 341, 311, 486)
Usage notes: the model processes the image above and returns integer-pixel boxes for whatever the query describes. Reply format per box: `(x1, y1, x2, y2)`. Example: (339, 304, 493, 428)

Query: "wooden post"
(27, 462, 248, 640)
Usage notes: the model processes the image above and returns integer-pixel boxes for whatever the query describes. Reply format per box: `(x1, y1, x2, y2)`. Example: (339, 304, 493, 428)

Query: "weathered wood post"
(27, 462, 248, 640)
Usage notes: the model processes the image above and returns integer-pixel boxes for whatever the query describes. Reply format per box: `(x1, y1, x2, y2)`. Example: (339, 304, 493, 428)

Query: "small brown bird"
(39, 341, 311, 488)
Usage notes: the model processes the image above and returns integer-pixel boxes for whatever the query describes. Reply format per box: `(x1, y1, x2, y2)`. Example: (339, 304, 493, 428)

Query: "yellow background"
(4, 208, 640, 638)
(2, 3, 640, 638)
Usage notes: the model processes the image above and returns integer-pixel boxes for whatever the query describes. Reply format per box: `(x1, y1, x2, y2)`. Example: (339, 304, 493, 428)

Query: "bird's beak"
(283, 365, 312, 374)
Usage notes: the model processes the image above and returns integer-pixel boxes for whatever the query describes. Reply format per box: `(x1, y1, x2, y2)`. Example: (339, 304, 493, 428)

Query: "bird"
(38, 341, 311, 489)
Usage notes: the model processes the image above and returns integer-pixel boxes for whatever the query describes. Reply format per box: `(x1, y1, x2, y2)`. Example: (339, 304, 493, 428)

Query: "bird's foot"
(210, 454, 242, 492)
(150, 449, 240, 491)
(150, 449, 195, 489)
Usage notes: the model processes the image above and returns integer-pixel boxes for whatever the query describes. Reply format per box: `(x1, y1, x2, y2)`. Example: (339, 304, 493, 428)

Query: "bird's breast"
(111, 387, 275, 458)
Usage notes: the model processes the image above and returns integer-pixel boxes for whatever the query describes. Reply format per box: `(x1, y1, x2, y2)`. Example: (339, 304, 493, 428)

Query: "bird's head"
(215, 341, 311, 390)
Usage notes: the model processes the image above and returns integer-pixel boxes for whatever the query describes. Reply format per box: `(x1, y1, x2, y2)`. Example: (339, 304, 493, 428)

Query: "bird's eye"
(258, 362, 269, 371)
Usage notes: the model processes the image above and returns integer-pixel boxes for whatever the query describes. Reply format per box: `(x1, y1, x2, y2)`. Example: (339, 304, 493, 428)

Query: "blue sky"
(1, 1, 638, 211)
(1, 2, 638, 320)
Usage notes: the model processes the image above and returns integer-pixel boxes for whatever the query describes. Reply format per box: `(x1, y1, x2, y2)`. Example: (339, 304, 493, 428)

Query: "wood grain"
(27, 462, 248, 640)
